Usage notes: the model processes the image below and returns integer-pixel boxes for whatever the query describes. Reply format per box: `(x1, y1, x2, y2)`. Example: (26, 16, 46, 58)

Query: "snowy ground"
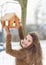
(0, 40, 46, 65)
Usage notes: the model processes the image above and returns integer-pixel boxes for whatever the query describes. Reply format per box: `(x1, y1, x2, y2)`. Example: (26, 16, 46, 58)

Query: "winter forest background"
(0, 0, 46, 65)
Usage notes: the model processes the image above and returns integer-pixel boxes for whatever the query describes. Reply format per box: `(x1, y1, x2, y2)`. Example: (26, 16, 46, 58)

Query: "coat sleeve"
(18, 25, 24, 40)
(6, 33, 26, 59)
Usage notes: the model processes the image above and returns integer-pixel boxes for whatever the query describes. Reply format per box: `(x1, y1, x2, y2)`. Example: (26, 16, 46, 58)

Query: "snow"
(0, 40, 46, 65)
(0, 51, 15, 65)
(40, 41, 46, 65)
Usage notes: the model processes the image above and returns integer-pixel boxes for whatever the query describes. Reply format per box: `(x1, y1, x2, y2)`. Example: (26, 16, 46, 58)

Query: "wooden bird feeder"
(1, 13, 20, 28)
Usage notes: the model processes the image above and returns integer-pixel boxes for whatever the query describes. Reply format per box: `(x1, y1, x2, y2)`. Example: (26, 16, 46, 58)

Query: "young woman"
(5, 24, 43, 65)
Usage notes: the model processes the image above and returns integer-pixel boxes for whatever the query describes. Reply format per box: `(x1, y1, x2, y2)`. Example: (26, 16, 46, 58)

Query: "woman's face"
(21, 34, 33, 48)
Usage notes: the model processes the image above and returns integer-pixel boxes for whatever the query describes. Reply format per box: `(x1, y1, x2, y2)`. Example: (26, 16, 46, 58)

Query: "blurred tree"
(34, 7, 39, 31)
(14, 0, 27, 37)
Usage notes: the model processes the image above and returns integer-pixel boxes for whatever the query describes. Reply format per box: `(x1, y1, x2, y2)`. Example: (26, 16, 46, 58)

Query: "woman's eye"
(28, 40, 31, 42)
(25, 37, 27, 40)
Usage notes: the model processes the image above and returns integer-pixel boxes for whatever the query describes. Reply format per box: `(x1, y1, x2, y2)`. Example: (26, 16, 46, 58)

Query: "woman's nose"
(24, 39, 27, 43)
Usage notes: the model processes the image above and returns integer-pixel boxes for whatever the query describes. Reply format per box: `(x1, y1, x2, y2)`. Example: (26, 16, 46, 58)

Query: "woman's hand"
(5, 26, 11, 35)
(19, 22, 22, 27)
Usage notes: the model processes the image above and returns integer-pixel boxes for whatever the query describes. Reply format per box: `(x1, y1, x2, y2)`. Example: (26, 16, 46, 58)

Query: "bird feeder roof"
(1, 13, 20, 21)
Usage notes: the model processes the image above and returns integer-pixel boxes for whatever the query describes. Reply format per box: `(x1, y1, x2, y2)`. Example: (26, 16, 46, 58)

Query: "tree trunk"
(14, 0, 27, 37)
(21, 0, 27, 37)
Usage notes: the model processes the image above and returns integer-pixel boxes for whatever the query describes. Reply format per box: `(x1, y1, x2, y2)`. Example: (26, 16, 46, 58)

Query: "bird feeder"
(1, 13, 20, 28)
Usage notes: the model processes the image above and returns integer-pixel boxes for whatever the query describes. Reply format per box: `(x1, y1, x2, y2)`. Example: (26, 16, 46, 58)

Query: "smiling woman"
(5, 23, 43, 65)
